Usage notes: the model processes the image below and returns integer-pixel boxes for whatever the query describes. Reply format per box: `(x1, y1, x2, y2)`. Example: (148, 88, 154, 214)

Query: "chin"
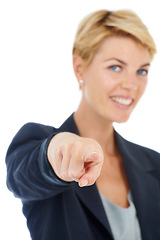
(114, 115, 131, 124)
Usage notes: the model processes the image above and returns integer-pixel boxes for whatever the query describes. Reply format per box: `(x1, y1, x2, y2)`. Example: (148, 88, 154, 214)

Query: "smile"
(110, 97, 134, 107)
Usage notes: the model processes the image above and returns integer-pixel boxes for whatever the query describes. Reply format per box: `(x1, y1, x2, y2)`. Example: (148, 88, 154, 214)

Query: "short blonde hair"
(73, 10, 156, 71)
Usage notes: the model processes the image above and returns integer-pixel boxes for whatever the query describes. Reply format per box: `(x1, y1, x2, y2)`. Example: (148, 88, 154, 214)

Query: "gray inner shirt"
(99, 192, 142, 240)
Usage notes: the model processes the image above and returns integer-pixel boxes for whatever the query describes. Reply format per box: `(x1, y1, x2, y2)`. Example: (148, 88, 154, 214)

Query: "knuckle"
(88, 179, 96, 186)
(72, 141, 83, 152)
(87, 174, 97, 186)
(60, 170, 69, 180)
(68, 168, 80, 180)
(64, 142, 73, 150)
(54, 147, 62, 159)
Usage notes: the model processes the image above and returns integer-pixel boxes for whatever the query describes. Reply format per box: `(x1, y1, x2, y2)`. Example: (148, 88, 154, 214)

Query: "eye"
(137, 69, 148, 76)
(109, 65, 121, 72)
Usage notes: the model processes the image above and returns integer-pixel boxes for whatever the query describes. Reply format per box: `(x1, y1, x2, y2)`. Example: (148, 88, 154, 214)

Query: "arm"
(6, 122, 103, 201)
(6, 122, 67, 201)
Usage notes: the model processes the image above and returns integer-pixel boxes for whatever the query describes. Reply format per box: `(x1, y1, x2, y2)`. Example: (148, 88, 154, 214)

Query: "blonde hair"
(73, 10, 156, 71)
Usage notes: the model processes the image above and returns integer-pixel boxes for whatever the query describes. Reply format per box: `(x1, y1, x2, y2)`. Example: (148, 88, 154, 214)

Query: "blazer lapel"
(115, 131, 160, 240)
(74, 183, 114, 239)
(59, 114, 114, 238)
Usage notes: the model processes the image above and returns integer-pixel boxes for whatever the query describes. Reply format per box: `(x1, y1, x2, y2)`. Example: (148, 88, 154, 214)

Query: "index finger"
(79, 151, 103, 187)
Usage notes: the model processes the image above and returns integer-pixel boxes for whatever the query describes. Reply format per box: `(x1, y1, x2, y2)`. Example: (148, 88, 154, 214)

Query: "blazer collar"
(115, 131, 160, 240)
(60, 114, 160, 239)
(74, 183, 114, 239)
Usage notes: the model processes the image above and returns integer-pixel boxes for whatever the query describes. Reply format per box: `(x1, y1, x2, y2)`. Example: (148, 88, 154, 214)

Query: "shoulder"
(14, 113, 77, 142)
(130, 141, 160, 175)
(134, 142, 160, 170)
(6, 122, 58, 157)
(18, 122, 56, 139)
(116, 130, 159, 155)
(11, 122, 57, 144)
(131, 141, 160, 160)
(116, 131, 160, 169)
(7, 113, 77, 153)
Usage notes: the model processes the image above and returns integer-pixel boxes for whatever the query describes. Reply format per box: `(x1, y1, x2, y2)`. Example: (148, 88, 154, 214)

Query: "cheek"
(140, 80, 148, 95)
(137, 80, 148, 101)
(83, 69, 117, 102)
(84, 80, 101, 103)
(83, 77, 107, 108)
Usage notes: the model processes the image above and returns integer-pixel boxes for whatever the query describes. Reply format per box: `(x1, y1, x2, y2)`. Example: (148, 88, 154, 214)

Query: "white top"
(99, 192, 142, 240)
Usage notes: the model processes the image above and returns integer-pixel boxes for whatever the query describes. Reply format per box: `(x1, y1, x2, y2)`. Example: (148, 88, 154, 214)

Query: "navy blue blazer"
(6, 113, 160, 240)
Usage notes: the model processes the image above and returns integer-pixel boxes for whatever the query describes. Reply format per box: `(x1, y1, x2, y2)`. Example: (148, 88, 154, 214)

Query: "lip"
(110, 95, 134, 110)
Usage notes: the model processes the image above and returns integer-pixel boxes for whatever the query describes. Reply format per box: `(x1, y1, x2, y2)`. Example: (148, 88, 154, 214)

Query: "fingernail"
(80, 179, 88, 187)
(91, 152, 98, 158)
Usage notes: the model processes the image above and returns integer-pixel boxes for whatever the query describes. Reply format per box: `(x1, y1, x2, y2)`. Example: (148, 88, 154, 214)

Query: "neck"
(74, 102, 118, 156)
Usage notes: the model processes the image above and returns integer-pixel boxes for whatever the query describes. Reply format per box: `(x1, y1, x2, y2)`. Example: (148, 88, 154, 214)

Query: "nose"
(121, 73, 138, 91)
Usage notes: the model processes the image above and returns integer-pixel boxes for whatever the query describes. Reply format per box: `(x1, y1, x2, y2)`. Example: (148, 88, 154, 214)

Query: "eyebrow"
(140, 63, 150, 68)
(104, 58, 150, 68)
(104, 58, 126, 65)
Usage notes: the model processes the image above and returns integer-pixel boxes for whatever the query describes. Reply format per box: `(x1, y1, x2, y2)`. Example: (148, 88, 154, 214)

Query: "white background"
(0, 0, 160, 239)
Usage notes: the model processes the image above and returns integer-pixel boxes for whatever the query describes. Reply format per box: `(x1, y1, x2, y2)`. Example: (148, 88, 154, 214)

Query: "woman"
(6, 9, 160, 240)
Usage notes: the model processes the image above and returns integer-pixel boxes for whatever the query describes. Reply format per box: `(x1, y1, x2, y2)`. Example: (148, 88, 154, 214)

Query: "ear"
(72, 55, 85, 82)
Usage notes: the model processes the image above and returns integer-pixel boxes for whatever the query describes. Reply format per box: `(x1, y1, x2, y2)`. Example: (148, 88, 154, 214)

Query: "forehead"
(93, 36, 150, 63)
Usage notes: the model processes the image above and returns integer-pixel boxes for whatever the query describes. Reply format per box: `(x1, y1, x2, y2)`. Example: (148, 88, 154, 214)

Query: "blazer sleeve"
(5, 122, 75, 202)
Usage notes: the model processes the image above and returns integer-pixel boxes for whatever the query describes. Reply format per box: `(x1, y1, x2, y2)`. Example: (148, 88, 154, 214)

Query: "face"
(78, 36, 150, 123)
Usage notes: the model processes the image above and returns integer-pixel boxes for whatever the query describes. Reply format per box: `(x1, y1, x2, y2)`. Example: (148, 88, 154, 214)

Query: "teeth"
(111, 97, 133, 106)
